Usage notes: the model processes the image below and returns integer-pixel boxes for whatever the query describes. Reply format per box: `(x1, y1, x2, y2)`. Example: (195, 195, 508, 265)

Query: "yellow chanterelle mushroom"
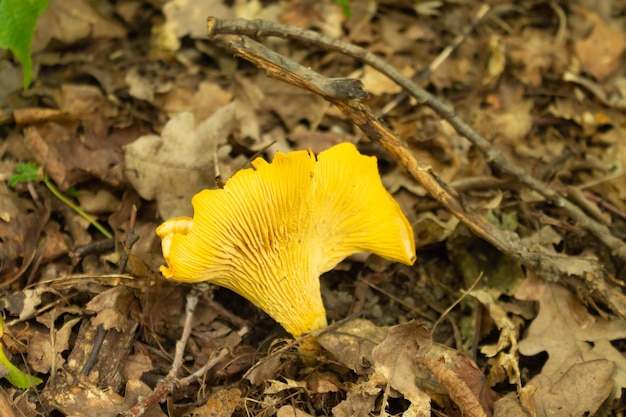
(156, 142, 416, 337)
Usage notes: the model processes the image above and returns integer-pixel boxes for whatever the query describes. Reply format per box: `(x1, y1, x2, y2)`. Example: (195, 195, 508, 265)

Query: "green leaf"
(0, 0, 50, 88)
(0, 317, 42, 389)
(333, 0, 351, 18)
(8, 162, 42, 187)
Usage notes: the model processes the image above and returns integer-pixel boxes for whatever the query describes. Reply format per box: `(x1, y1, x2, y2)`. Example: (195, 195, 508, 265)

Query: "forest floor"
(1, 0, 626, 416)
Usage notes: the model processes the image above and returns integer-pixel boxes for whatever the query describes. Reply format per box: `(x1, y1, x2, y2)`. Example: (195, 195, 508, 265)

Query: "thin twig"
(123, 290, 200, 417)
(431, 272, 484, 333)
(170, 290, 201, 377)
(118, 205, 139, 274)
(206, 17, 626, 264)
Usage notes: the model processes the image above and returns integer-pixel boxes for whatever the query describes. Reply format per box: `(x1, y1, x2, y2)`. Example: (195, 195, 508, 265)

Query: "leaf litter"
(1, 0, 626, 416)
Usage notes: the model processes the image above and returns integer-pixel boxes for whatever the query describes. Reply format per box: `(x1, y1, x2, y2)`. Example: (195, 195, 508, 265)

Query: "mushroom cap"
(156, 142, 415, 337)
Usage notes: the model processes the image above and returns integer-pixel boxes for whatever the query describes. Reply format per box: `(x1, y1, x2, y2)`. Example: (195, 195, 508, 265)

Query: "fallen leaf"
(492, 392, 530, 417)
(506, 28, 569, 86)
(23, 124, 126, 190)
(0, 317, 43, 389)
(276, 405, 314, 417)
(257, 76, 330, 130)
(372, 321, 432, 416)
(520, 360, 615, 417)
(574, 10, 626, 82)
(516, 272, 626, 400)
(412, 212, 459, 249)
(162, 0, 234, 40)
(0, 185, 49, 287)
(0, 288, 46, 321)
(360, 65, 403, 95)
(246, 354, 282, 386)
(202, 388, 242, 417)
(85, 286, 137, 332)
(279, 0, 344, 38)
(124, 104, 238, 219)
(332, 379, 380, 417)
(0, 60, 23, 106)
(121, 353, 152, 381)
(470, 289, 522, 388)
(76, 189, 121, 214)
(125, 67, 156, 102)
(317, 318, 387, 375)
(32, 0, 126, 53)
(27, 318, 80, 374)
(264, 378, 307, 394)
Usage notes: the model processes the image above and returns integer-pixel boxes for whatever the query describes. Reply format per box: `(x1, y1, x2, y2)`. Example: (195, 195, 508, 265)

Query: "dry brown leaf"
(162, 0, 234, 40)
(372, 321, 432, 416)
(39, 221, 70, 263)
(360, 65, 403, 95)
(332, 379, 380, 417)
(76, 189, 121, 214)
(520, 360, 615, 417)
(124, 104, 238, 219)
(317, 318, 387, 375)
(484, 35, 506, 85)
(27, 318, 80, 374)
(0, 61, 25, 106)
(516, 273, 626, 399)
(574, 10, 626, 82)
(319, 319, 492, 414)
(0, 288, 46, 321)
(125, 67, 157, 102)
(0, 186, 48, 287)
(85, 286, 136, 332)
(506, 28, 569, 86)
(412, 212, 460, 249)
(279, 0, 344, 38)
(256, 76, 330, 130)
(289, 131, 354, 155)
(470, 289, 521, 388)
(245, 354, 282, 386)
(121, 353, 153, 381)
(193, 388, 241, 417)
(305, 372, 341, 393)
(24, 123, 126, 191)
(264, 378, 307, 394)
(492, 392, 530, 417)
(493, 83, 534, 145)
(32, 0, 126, 53)
(276, 405, 314, 417)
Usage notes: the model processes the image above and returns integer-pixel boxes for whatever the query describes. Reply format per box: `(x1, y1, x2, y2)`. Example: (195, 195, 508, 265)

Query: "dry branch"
(207, 17, 626, 265)
(205, 24, 626, 318)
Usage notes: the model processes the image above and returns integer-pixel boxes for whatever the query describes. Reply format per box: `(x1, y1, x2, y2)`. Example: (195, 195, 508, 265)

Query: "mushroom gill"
(156, 142, 416, 337)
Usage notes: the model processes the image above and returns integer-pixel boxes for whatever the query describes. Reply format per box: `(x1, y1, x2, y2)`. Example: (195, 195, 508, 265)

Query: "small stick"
(206, 17, 626, 265)
(123, 290, 201, 417)
(118, 205, 139, 274)
(169, 290, 200, 378)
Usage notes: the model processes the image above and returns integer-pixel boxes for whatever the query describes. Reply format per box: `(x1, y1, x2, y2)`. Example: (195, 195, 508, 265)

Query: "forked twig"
(204, 31, 626, 318)
(123, 290, 230, 417)
(206, 17, 626, 264)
